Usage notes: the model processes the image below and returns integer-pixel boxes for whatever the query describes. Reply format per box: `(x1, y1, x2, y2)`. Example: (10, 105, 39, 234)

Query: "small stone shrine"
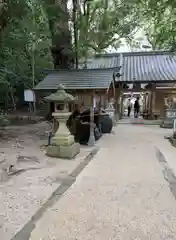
(45, 85, 80, 159)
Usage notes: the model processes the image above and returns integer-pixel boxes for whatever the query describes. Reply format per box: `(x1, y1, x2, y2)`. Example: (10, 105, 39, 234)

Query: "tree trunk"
(72, 0, 79, 68)
(46, 0, 74, 69)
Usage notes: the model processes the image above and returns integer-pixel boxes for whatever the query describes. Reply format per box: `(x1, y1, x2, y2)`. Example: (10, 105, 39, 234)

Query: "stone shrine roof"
(44, 84, 75, 102)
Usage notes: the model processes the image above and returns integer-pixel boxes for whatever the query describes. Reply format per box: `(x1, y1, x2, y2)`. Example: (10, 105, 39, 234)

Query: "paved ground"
(26, 125, 176, 240)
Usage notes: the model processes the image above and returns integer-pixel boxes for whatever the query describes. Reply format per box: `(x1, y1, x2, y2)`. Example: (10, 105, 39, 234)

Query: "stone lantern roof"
(44, 84, 75, 102)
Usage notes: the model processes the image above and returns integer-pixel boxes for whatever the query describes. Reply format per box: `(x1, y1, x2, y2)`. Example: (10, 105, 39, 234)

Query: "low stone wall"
(6, 114, 44, 124)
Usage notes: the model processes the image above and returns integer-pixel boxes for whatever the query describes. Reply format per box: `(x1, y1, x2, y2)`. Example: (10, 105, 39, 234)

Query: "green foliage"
(134, 0, 176, 50)
(0, 0, 53, 107)
(72, 0, 141, 61)
(0, 0, 175, 112)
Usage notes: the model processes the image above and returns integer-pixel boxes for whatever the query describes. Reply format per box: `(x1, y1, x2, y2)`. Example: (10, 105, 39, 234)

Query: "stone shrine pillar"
(161, 96, 176, 128)
(45, 85, 80, 159)
(106, 98, 116, 125)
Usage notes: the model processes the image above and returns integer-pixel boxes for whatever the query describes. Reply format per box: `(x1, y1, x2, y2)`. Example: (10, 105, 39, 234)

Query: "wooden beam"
(121, 88, 148, 93)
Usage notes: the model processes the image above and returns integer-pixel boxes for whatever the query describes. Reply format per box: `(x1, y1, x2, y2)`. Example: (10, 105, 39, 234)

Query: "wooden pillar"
(115, 83, 121, 119)
(160, 92, 165, 118)
(149, 93, 153, 119)
(120, 93, 124, 117)
(98, 91, 102, 110)
(149, 83, 156, 119)
(143, 93, 146, 110)
(155, 90, 165, 118)
(88, 90, 95, 146)
(153, 88, 156, 111)
(119, 85, 123, 119)
(146, 93, 150, 110)
(104, 89, 108, 108)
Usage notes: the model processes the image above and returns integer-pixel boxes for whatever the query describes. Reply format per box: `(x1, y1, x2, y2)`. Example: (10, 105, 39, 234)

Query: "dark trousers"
(134, 108, 139, 118)
(127, 107, 131, 117)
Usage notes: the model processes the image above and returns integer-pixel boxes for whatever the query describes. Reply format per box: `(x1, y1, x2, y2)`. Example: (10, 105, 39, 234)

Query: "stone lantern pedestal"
(45, 85, 80, 159)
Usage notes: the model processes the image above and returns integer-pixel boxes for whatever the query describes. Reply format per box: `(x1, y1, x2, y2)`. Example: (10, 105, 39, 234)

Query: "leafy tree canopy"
(72, 0, 141, 60)
(0, 0, 53, 107)
(131, 0, 176, 50)
(0, 0, 175, 109)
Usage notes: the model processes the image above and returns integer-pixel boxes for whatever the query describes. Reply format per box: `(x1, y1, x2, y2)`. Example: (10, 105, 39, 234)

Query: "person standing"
(127, 98, 132, 117)
(134, 97, 140, 118)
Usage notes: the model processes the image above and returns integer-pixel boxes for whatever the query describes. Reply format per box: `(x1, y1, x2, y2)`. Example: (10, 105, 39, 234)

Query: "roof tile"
(78, 54, 120, 69)
(35, 68, 116, 90)
(120, 51, 176, 82)
(35, 51, 176, 91)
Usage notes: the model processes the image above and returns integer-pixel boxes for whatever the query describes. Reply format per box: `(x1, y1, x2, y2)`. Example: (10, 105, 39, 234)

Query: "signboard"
(24, 89, 36, 102)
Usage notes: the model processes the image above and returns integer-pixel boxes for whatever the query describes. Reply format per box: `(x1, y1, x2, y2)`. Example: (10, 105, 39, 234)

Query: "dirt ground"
(0, 121, 51, 176)
(0, 121, 92, 240)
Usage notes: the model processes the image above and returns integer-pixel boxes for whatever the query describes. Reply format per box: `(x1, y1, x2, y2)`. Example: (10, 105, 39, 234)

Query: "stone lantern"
(45, 85, 80, 159)
(105, 98, 116, 125)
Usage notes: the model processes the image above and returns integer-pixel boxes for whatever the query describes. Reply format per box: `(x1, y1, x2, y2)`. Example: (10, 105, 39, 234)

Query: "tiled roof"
(77, 53, 120, 69)
(120, 51, 176, 83)
(35, 51, 176, 91)
(35, 68, 117, 90)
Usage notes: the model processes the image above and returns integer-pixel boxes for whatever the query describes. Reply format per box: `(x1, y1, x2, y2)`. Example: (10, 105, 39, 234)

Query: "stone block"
(46, 145, 60, 158)
(46, 142, 80, 159)
(51, 134, 74, 146)
(161, 108, 176, 129)
(59, 142, 80, 159)
(160, 119, 173, 129)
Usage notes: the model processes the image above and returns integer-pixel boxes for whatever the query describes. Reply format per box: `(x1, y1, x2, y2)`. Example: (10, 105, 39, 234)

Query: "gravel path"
(29, 125, 176, 240)
(0, 123, 93, 240)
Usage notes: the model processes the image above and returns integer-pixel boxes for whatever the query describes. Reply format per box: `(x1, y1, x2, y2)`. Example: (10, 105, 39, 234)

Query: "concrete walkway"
(29, 125, 176, 240)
